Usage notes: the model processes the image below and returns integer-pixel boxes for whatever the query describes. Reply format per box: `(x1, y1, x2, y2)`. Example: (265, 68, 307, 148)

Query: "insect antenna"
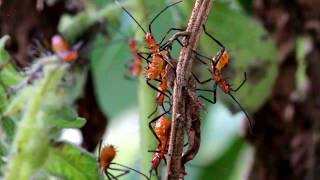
(148, 1, 183, 33)
(229, 94, 253, 134)
(111, 162, 150, 180)
(114, 0, 147, 34)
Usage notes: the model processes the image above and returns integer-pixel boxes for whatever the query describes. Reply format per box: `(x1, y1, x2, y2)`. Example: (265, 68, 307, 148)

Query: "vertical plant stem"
(166, 0, 213, 179)
(5, 61, 67, 180)
(133, 0, 157, 179)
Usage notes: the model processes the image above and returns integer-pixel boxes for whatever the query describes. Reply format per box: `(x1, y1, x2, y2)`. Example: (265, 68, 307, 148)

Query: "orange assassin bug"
(116, 0, 187, 98)
(148, 113, 171, 179)
(193, 25, 253, 134)
(97, 140, 150, 180)
(51, 35, 80, 62)
(127, 38, 143, 77)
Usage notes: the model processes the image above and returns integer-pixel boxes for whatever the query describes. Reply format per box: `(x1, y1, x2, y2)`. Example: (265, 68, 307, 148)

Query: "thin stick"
(165, 0, 214, 179)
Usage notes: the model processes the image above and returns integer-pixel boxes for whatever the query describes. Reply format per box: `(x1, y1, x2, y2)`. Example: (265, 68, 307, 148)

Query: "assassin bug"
(97, 140, 150, 180)
(104, 22, 144, 79)
(127, 38, 143, 77)
(193, 25, 253, 133)
(148, 60, 176, 118)
(116, 0, 188, 96)
(51, 35, 80, 62)
(148, 112, 171, 179)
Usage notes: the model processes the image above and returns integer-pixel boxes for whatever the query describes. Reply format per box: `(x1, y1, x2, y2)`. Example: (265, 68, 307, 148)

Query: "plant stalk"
(165, 0, 213, 179)
(5, 60, 68, 180)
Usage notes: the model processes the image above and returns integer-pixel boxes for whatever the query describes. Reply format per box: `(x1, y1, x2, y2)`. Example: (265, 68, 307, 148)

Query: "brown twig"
(165, 0, 213, 179)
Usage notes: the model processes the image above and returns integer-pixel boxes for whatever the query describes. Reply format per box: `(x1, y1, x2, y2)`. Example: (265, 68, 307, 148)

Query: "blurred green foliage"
(44, 142, 100, 179)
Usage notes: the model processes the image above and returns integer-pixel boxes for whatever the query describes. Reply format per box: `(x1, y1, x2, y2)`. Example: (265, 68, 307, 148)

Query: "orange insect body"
(128, 39, 142, 76)
(146, 54, 167, 80)
(156, 80, 168, 105)
(51, 35, 69, 53)
(51, 35, 78, 62)
(145, 33, 160, 53)
(151, 116, 171, 169)
(147, 50, 172, 80)
(156, 67, 171, 105)
(98, 145, 117, 171)
(218, 76, 231, 94)
(56, 51, 79, 62)
(215, 50, 229, 71)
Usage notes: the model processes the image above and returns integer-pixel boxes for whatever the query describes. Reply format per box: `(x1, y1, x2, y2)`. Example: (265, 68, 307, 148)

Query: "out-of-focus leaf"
(0, 35, 23, 113)
(185, 103, 253, 180)
(0, 140, 7, 176)
(0, 116, 16, 143)
(198, 136, 247, 180)
(30, 169, 54, 180)
(46, 107, 86, 129)
(58, 68, 87, 105)
(44, 142, 100, 180)
(90, 34, 137, 119)
(193, 103, 245, 165)
(0, 35, 23, 85)
(237, 0, 253, 14)
(0, 36, 10, 61)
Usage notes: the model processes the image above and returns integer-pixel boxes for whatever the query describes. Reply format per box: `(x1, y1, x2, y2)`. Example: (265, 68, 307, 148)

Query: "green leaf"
(0, 116, 16, 143)
(185, 103, 253, 180)
(0, 35, 10, 62)
(90, 34, 137, 119)
(198, 136, 247, 180)
(0, 35, 23, 114)
(44, 142, 100, 180)
(46, 107, 87, 129)
(0, 140, 7, 176)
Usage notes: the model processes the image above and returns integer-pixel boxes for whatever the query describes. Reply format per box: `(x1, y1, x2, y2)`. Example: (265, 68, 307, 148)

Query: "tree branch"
(165, 0, 213, 179)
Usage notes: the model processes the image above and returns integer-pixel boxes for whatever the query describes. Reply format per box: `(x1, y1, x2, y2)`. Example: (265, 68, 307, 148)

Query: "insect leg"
(232, 72, 247, 92)
(202, 25, 225, 49)
(137, 52, 151, 63)
(105, 171, 112, 180)
(228, 94, 253, 135)
(159, 28, 185, 45)
(148, 105, 158, 119)
(192, 49, 212, 61)
(196, 82, 218, 104)
(192, 53, 209, 65)
(192, 72, 212, 84)
(111, 162, 150, 180)
(108, 167, 129, 178)
(146, 80, 171, 99)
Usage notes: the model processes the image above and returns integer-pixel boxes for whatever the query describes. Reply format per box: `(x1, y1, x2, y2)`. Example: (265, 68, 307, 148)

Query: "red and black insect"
(118, 0, 182, 73)
(116, 0, 186, 95)
(193, 25, 253, 133)
(51, 35, 79, 62)
(97, 140, 150, 180)
(148, 62, 176, 118)
(148, 112, 171, 179)
(127, 38, 143, 77)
